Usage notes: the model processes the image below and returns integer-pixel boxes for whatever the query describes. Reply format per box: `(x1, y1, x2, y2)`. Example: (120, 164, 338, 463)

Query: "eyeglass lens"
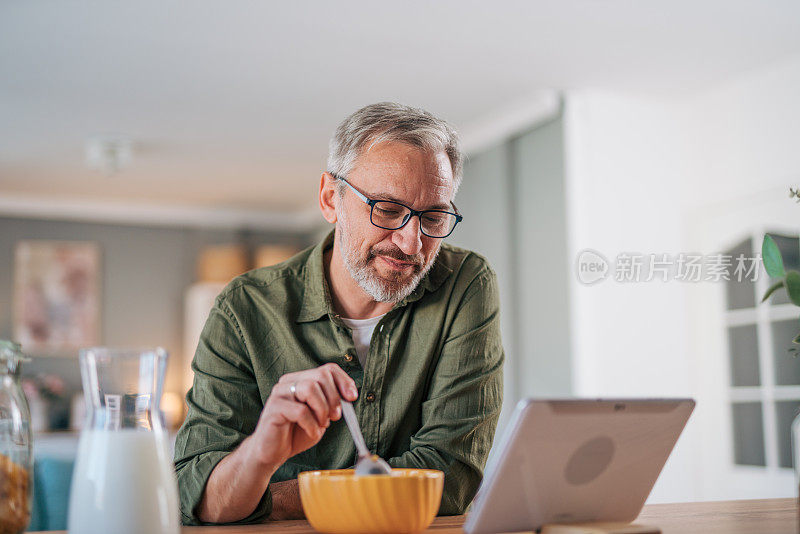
(371, 201, 457, 237)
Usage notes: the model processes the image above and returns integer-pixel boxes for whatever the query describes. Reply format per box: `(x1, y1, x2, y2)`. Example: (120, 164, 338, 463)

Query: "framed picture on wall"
(13, 240, 101, 354)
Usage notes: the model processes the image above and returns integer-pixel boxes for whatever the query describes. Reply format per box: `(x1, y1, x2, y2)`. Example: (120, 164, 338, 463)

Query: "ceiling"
(1, 0, 799, 224)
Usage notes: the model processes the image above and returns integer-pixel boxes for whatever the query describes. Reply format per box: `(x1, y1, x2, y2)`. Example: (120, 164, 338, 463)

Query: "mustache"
(368, 247, 424, 268)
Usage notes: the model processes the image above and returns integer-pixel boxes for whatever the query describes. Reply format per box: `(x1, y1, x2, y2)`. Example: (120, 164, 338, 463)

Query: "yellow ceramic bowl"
(298, 468, 444, 534)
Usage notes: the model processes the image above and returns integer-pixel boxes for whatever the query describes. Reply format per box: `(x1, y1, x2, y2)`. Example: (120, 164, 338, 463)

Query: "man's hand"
(252, 363, 359, 470)
(197, 363, 358, 524)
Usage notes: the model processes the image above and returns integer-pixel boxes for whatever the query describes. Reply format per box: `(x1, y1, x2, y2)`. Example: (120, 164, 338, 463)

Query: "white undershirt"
(340, 314, 386, 368)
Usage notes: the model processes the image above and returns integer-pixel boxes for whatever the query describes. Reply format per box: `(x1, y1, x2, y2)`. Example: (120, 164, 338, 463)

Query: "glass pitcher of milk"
(68, 348, 180, 534)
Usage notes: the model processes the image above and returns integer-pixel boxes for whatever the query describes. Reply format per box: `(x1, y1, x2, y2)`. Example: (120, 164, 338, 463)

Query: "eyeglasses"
(332, 174, 463, 238)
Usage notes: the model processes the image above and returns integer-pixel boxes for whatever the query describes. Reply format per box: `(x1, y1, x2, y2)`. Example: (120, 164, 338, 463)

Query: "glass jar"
(68, 347, 179, 534)
(0, 340, 33, 534)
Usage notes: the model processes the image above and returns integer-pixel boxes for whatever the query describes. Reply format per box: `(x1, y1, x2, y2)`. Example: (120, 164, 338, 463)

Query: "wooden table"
(30, 498, 799, 533)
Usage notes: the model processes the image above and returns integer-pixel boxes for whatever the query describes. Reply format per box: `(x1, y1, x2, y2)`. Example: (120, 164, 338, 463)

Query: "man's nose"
(392, 215, 423, 256)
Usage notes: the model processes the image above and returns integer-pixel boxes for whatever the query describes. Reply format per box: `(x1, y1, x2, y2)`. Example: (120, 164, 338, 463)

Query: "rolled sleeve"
(388, 267, 504, 515)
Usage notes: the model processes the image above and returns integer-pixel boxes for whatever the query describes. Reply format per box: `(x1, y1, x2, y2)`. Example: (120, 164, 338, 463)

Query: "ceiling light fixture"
(85, 135, 133, 176)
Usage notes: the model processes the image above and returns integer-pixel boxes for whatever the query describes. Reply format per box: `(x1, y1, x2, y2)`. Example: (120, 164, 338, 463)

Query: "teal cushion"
(30, 456, 75, 530)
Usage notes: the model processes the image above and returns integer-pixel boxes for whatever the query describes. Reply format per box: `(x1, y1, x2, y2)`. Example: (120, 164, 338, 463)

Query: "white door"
(686, 194, 800, 500)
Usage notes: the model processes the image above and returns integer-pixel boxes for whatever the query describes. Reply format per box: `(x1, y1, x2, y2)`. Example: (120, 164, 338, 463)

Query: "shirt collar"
(296, 230, 452, 323)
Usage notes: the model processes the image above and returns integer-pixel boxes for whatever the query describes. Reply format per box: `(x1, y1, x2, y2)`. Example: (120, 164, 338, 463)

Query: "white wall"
(564, 92, 693, 399)
(563, 54, 800, 503)
(682, 55, 800, 210)
(564, 91, 698, 503)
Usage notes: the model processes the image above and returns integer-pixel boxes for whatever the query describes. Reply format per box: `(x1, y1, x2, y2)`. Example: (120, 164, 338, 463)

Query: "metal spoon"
(340, 399, 392, 475)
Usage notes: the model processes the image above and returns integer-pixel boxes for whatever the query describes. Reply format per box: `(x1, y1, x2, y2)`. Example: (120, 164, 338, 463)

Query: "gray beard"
(336, 209, 438, 304)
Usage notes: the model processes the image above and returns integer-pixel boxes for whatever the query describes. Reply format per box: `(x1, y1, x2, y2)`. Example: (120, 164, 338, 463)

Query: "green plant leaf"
(762, 235, 786, 278)
(786, 271, 800, 306)
(761, 280, 785, 303)
(793, 332, 800, 345)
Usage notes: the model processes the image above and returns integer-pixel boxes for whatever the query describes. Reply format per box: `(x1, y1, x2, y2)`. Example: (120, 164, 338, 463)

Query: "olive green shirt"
(173, 231, 504, 524)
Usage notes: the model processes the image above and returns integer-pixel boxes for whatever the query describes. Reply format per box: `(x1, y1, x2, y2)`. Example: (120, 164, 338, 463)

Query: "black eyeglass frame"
(331, 173, 463, 238)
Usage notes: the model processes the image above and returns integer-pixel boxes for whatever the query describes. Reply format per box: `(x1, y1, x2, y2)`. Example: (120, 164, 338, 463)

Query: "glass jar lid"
(0, 340, 30, 375)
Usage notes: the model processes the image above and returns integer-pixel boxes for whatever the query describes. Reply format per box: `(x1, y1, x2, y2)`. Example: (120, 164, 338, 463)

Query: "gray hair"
(327, 102, 463, 195)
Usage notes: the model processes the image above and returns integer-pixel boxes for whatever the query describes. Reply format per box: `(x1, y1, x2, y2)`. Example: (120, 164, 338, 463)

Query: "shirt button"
(365, 392, 376, 403)
(343, 353, 354, 363)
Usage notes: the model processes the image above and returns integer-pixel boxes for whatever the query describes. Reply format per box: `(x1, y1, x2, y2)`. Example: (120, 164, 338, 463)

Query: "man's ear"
(319, 172, 338, 224)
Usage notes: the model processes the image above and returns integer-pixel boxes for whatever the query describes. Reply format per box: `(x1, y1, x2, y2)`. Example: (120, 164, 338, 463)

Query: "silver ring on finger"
(289, 381, 298, 401)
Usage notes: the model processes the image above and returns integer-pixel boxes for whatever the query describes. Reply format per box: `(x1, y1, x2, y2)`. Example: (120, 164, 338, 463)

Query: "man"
(174, 102, 504, 524)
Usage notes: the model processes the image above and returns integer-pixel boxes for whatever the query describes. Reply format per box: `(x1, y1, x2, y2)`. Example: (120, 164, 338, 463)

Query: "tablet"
(464, 398, 695, 534)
